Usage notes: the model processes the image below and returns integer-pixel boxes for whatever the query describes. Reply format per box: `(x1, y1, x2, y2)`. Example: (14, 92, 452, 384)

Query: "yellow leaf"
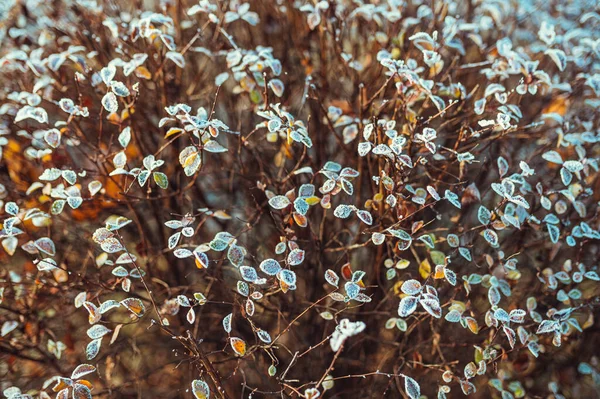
(280, 279, 290, 293)
(434, 265, 445, 279)
(466, 317, 479, 334)
(419, 259, 432, 279)
(135, 66, 152, 80)
(183, 152, 198, 168)
(230, 337, 247, 356)
(305, 196, 320, 206)
(396, 259, 410, 269)
(164, 127, 183, 139)
(393, 281, 403, 296)
(213, 210, 232, 220)
(293, 213, 307, 227)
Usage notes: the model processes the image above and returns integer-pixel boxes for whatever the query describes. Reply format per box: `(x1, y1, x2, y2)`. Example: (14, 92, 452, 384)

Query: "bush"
(1, 1, 599, 398)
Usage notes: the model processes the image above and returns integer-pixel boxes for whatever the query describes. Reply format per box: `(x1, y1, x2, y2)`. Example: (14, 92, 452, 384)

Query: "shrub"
(1, 0, 599, 398)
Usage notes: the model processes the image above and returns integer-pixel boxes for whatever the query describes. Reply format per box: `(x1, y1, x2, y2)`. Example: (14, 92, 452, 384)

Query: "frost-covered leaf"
(192, 380, 210, 399)
(240, 266, 258, 282)
(260, 259, 282, 276)
(404, 376, 420, 399)
(101, 92, 118, 113)
(545, 49, 567, 71)
(269, 195, 290, 210)
(166, 51, 185, 68)
(420, 297, 442, 318)
(287, 249, 305, 266)
(119, 298, 145, 317)
(324, 269, 339, 287)
(86, 338, 101, 360)
(398, 296, 418, 317)
(401, 280, 422, 295)
(71, 364, 96, 380)
(356, 210, 373, 225)
(333, 204, 353, 219)
(268, 79, 284, 97)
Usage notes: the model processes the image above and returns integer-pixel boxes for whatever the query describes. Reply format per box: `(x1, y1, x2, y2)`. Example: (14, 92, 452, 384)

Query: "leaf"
(333, 204, 353, 219)
(15, 105, 48, 124)
(508, 195, 529, 209)
(497, 156, 509, 177)
(71, 364, 96, 380)
(203, 140, 228, 153)
(118, 127, 131, 148)
(444, 190, 461, 209)
(87, 324, 111, 339)
(401, 280, 422, 295)
(1, 320, 18, 336)
(356, 210, 373, 225)
(459, 247, 472, 261)
(215, 72, 229, 86)
(545, 48, 567, 71)
(465, 317, 479, 334)
(240, 266, 258, 282)
(166, 51, 185, 68)
(119, 298, 145, 317)
(227, 245, 245, 266)
(164, 127, 183, 139)
(547, 223, 560, 244)
(398, 296, 418, 317)
(187, 308, 196, 324)
(111, 81, 130, 97)
(483, 229, 498, 246)
(563, 160, 584, 173)
(560, 167, 572, 186)
(88, 181, 102, 196)
(278, 269, 297, 286)
(153, 172, 168, 189)
(100, 65, 116, 84)
(372, 232, 385, 245)
(537, 320, 558, 334)
(257, 329, 272, 344)
(542, 151, 563, 164)
(503, 326, 516, 349)
(192, 380, 210, 399)
(345, 281, 360, 300)
(444, 268, 457, 286)
(174, 248, 193, 258)
(260, 259, 281, 276)
(44, 129, 61, 148)
(287, 249, 305, 266)
(445, 310, 462, 322)
(101, 92, 118, 113)
(86, 338, 101, 360)
(99, 300, 121, 314)
(324, 269, 339, 287)
(417, 235, 435, 249)
(404, 375, 420, 399)
(419, 259, 432, 279)
(294, 198, 309, 215)
(194, 251, 209, 269)
(420, 297, 442, 318)
(230, 337, 247, 356)
(343, 124, 359, 144)
(488, 286, 501, 306)
(223, 313, 232, 333)
(269, 195, 290, 210)
(72, 383, 92, 399)
(34, 238, 55, 256)
(268, 79, 285, 97)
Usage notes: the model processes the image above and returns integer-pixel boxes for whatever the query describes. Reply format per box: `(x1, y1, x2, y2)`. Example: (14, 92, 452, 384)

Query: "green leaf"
(153, 172, 168, 189)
